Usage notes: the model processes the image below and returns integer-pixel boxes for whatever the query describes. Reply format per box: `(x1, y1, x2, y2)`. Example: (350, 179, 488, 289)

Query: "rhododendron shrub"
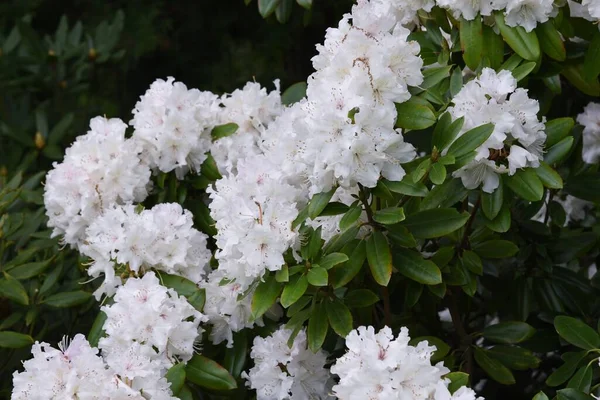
(8, 0, 600, 399)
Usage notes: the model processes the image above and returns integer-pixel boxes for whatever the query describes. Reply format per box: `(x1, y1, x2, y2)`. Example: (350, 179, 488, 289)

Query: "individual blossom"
(432, 379, 483, 400)
(12, 334, 151, 400)
(330, 326, 449, 400)
(99, 272, 206, 395)
(130, 77, 220, 177)
(533, 192, 595, 226)
(81, 203, 211, 298)
(212, 81, 282, 175)
(495, 0, 556, 31)
(242, 327, 332, 400)
(351, 0, 435, 29)
(568, 0, 600, 23)
(435, 0, 497, 20)
(44, 117, 151, 248)
(447, 68, 546, 193)
(576, 102, 600, 164)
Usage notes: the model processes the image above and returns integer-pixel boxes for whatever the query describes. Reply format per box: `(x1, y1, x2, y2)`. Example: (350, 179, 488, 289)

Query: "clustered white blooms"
(534, 192, 595, 226)
(99, 272, 205, 398)
(212, 81, 282, 175)
(568, 0, 600, 24)
(131, 76, 221, 178)
(436, 0, 556, 31)
(447, 68, 546, 193)
(12, 334, 154, 399)
(576, 102, 600, 164)
(242, 327, 332, 400)
(44, 116, 151, 247)
(330, 326, 481, 400)
(81, 202, 211, 298)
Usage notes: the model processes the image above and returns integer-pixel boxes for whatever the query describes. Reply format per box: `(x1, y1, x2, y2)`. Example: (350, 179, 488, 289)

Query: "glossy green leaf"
(211, 123, 239, 141)
(564, 173, 600, 202)
(561, 64, 600, 97)
(487, 345, 540, 370)
(556, 389, 595, 400)
(308, 302, 328, 352)
(460, 17, 483, 70)
(473, 346, 516, 385)
(401, 208, 469, 238)
(43, 291, 91, 308)
(8, 259, 53, 280)
(88, 311, 107, 347)
(567, 365, 592, 392)
(429, 163, 446, 185)
(0, 276, 28, 305)
(373, 207, 405, 225)
(535, 161, 563, 189)
(344, 289, 379, 308)
(307, 266, 328, 287)
(484, 321, 535, 344)
(331, 240, 366, 289)
(384, 178, 429, 197)
(545, 136, 574, 165)
(447, 123, 494, 158)
(395, 99, 437, 130)
(512, 62, 536, 82)
(258, 0, 281, 18)
(0, 331, 34, 348)
(308, 188, 336, 219)
(326, 299, 353, 337)
(546, 351, 586, 387)
(223, 331, 248, 378)
(282, 82, 307, 105)
(409, 336, 450, 363)
(545, 118, 574, 148)
(319, 253, 349, 270)
(584, 30, 600, 81)
(166, 363, 186, 395)
(481, 181, 503, 220)
(446, 372, 469, 393)
(473, 240, 519, 259)
(506, 169, 544, 201)
(494, 12, 540, 60)
(186, 355, 237, 391)
(251, 274, 282, 319)
(537, 21, 566, 61)
(533, 392, 550, 400)
(394, 248, 442, 285)
(554, 316, 600, 350)
(281, 274, 309, 308)
(339, 204, 362, 231)
(366, 231, 393, 286)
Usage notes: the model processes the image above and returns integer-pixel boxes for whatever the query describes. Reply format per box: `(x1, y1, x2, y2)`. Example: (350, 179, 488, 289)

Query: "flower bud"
(34, 131, 45, 149)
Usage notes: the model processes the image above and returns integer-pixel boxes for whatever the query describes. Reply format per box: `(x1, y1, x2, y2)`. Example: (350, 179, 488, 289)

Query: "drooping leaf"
(251, 274, 282, 319)
(366, 231, 393, 286)
(0, 331, 34, 349)
(326, 299, 353, 337)
(393, 248, 442, 285)
(401, 208, 469, 238)
(186, 355, 237, 391)
(483, 321, 536, 344)
(554, 316, 600, 350)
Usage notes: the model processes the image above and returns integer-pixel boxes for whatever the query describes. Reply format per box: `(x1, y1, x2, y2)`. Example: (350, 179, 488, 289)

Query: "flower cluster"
(81, 203, 211, 298)
(130, 77, 220, 177)
(436, 0, 556, 31)
(447, 68, 546, 193)
(212, 81, 282, 175)
(99, 272, 206, 397)
(577, 102, 600, 164)
(330, 326, 450, 399)
(11, 334, 162, 400)
(242, 328, 332, 400)
(44, 117, 151, 247)
(569, 0, 600, 24)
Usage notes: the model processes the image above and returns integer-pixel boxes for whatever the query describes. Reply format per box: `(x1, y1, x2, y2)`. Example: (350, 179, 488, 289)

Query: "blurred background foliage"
(0, 0, 351, 396)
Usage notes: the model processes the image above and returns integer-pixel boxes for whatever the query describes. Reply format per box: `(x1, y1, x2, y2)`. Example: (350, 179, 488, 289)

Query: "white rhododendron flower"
(447, 68, 546, 193)
(99, 272, 205, 396)
(330, 326, 449, 400)
(435, 0, 496, 20)
(577, 102, 600, 164)
(44, 116, 151, 247)
(433, 379, 483, 400)
(131, 76, 220, 177)
(212, 81, 282, 175)
(569, 0, 600, 23)
(496, 0, 555, 31)
(242, 327, 332, 400)
(81, 203, 211, 298)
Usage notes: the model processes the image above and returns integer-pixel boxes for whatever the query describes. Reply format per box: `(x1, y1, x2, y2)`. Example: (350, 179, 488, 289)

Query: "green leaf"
(296, 0, 312, 10)
(564, 173, 600, 202)
(484, 322, 535, 344)
(276, 265, 289, 282)
(556, 389, 595, 400)
(422, 66, 452, 89)
(0, 331, 34, 348)
(186, 355, 237, 391)
(373, 207, 405, 225)
(450, 67, 463, 98)
(308, 302, 328, 352)
(387, 224, 417, 248)
(308, 188, 336, 219)
(366, 231, 393, 286)
(319, 253, 349, 270)
(546, 351, 586, 387)
(323, 225, 360, 254)
(473, 240, 519, 259)
(446, 372, 469, 393)
(281, 274, 309, 308)
(344, 289, 379, 308)
(429, 163, 447, 185)
(394, 248, 442, 285)
(320, 202, 349, 216)
(409, 336, 450, 363)
(43, 291, 92, 308)
(339, 204, 362, 231)
(251, 274, 282, 319)
(420, 178, 469, 210)
(512, 62, 536, 82)
(535, 161, 563, 189)
(545, 136, 574, 165)
(307, 266, 328, 287)
(432, 112, 452, 150)
(545, 118, 574, 148)
(584, 30, 600, 81)
(326, 299, 353, 337)
(331, 240, 366, 289)
(0, 276, 28, 305)
(561, 63, 600, 97)
(533, 392, 549, 400)
(200, 153, 223, 181)
(282, 82, 307, 105)
(487, 345, 540, 370)
(159, 272, 199, 297)
(567, 366, 592, 392)
(447, 123, 494, 158)
(8, 259, 53, 280)
(506, 169, 544, 201)
(494, 12, 540, 60)
(460, 17, 483, 70)
(384, 178, 429, 197)
(88, 311, 107, 347)
(462, 250, 483, 275)
(211, 123, 239, 141)
(537, 21, 566, 61)
(485, 204, 511, 233)
(276, 0, 293, 23)
(223, 331, 248, 378)
(395, 99, 437, 130)
(305, 226, 323, 260)
(554, 316, 600, 350)
(166, 363, 186, 395)
(473, 346, 516, 385)
(258, 0, 281, 17)
(481, 181, 503, 220)
(48, 113, 74, 145)
(401, 208, 469, 238)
